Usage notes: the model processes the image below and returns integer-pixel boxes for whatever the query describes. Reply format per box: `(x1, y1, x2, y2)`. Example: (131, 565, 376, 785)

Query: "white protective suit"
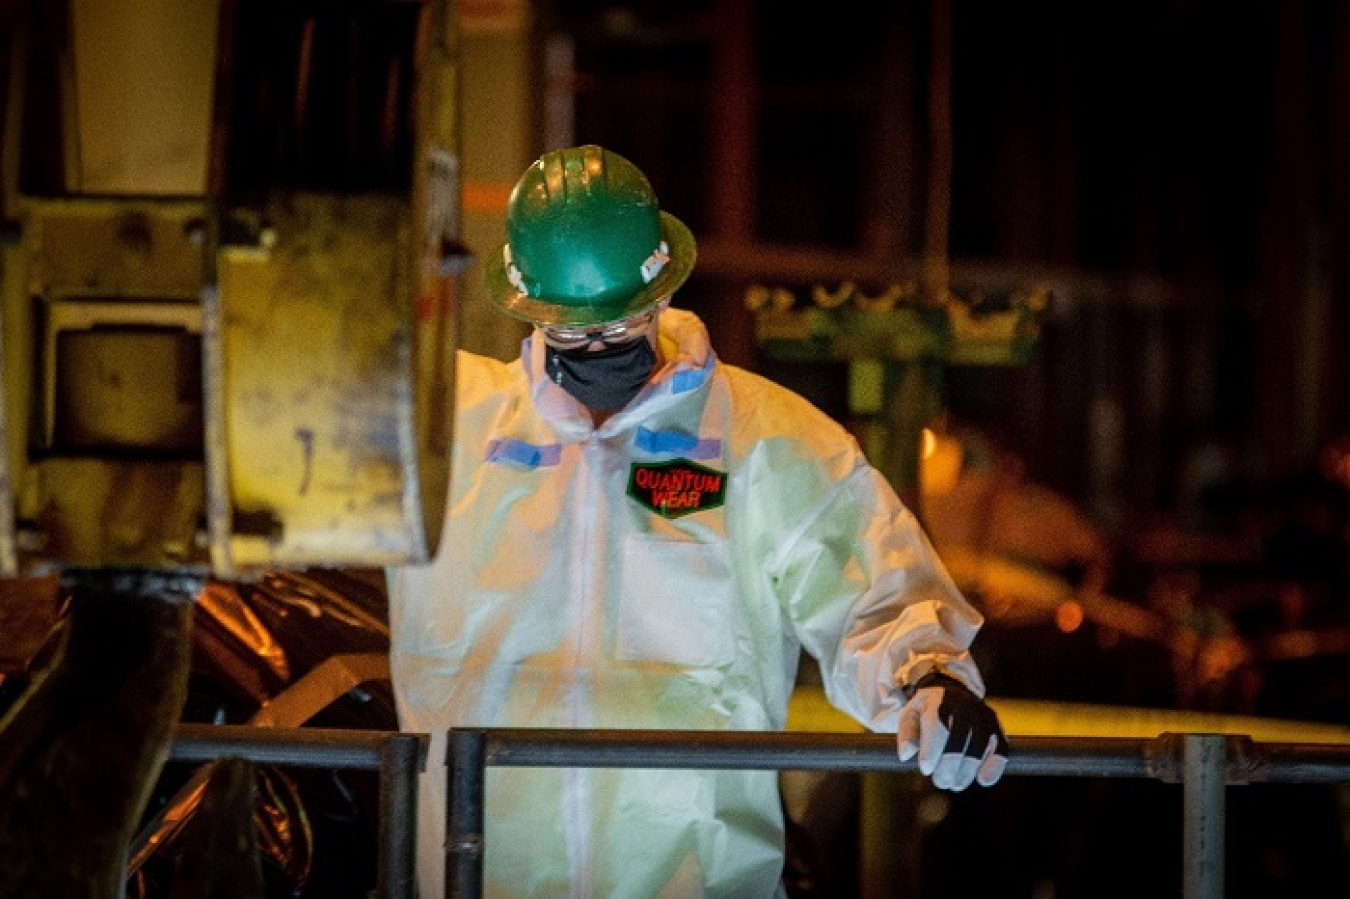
(388, 308, 989, 899)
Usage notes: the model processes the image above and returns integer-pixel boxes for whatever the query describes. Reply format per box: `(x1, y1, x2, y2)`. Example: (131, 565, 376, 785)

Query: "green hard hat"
(485, 145, 697, 326)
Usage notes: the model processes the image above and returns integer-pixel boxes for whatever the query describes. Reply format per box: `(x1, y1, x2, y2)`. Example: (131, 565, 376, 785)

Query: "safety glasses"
(539, 308, 657, 351)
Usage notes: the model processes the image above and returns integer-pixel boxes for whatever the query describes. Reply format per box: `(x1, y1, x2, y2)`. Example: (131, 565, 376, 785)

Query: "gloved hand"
(896, 671, 1009, 791)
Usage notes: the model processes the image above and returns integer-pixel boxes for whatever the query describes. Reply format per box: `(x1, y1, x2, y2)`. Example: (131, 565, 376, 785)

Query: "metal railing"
(161, 725, 1350, 899)
(443, 728, 1350, 899)
(168, 724, 427, 899)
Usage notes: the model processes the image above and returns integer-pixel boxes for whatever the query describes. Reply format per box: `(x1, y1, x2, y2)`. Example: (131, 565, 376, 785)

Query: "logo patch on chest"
(627, 459, 727, 518)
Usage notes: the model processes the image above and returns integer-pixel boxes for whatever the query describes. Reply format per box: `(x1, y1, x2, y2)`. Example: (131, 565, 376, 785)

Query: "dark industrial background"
(524, 0, 1350, 718)
(533, 0, 1350, 526)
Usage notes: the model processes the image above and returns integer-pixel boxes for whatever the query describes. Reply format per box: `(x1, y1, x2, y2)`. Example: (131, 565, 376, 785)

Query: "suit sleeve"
(769, 461, 988, 732)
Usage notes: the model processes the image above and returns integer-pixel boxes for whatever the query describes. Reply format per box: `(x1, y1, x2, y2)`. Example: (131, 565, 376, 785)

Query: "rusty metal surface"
(1, 197, 210, 572)
(210, 193, 445, 572)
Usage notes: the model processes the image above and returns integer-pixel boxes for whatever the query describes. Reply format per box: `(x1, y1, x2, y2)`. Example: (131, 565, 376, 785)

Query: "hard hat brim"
(484, 211, 697, 327)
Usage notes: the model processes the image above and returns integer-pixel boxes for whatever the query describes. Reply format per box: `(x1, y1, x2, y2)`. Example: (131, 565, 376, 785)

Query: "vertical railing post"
(447, 729, 486, 899)
(1183, 734, 1226, 899)
(378, 733, 422, 899)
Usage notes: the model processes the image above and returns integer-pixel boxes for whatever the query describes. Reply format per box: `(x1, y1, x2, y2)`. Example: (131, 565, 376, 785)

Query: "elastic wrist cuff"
(901, 668, 960, 700)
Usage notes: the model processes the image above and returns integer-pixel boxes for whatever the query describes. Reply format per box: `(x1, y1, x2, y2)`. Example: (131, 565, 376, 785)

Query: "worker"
(387, 144, 1008, 898)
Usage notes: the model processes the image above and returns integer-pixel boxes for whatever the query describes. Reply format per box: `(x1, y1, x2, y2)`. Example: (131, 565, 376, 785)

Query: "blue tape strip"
(671, 364, 711, 394)
(634, 427, 721, 460)
(486, 438, 562, 468)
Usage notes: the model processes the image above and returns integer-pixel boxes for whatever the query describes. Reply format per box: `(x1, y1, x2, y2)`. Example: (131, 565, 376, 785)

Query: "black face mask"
(545, 338, 657, 412)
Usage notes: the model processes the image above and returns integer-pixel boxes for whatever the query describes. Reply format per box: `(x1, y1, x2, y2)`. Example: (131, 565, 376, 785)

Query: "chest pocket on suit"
(616, 535, 735, 668)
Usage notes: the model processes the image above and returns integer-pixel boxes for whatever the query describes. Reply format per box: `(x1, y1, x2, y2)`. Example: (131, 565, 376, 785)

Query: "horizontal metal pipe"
(1006, 736, 1157, 779)
(1248, 743, 1350, 784)
(480, 730, 1160, 779)
(484, 729, 903, 771)
(170, 725, 1350, 785)
(170, 723, 413, 769)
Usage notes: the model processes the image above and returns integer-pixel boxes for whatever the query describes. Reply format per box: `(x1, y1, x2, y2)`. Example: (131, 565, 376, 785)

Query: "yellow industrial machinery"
(0, 0, 461, 579)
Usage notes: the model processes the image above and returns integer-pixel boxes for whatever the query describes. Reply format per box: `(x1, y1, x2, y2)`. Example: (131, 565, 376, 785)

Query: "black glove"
(896, 672, 1009, 790)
